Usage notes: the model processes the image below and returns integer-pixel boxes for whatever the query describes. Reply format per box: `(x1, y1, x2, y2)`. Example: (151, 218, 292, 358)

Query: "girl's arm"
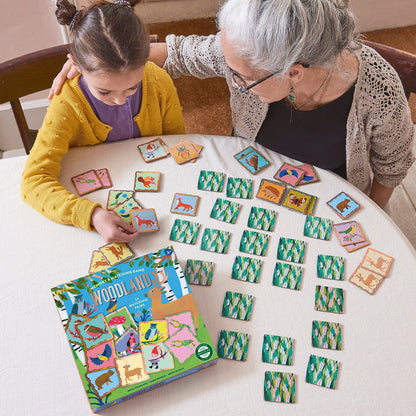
(21, 93, 139, 243)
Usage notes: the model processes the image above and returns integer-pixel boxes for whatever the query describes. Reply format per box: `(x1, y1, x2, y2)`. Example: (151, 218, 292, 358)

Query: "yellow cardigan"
(21, 61, 185, 231)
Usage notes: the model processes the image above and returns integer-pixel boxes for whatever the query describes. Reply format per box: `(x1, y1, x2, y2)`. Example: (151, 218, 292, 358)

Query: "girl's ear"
(288, 64, 305, 84)
(68, 54, 81, 73)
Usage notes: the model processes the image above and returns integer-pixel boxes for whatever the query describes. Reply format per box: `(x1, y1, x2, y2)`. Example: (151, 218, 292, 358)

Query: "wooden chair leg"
(10, 99, 33, 154)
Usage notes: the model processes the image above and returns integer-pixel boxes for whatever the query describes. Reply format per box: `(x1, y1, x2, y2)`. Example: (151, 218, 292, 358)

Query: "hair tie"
(69, 10, 80, 30)
(114, 0, 132, 8)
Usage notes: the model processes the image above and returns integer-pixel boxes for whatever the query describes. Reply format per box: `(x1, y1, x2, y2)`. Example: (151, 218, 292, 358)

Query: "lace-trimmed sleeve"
(164, 33, 227, 79)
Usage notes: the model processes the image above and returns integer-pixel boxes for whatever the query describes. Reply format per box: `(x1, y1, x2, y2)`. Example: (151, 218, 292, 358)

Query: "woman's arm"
(369, 177, 395, 208)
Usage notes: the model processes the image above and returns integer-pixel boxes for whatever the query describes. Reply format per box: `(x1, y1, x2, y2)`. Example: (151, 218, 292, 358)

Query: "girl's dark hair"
(56, 0, 149, 72)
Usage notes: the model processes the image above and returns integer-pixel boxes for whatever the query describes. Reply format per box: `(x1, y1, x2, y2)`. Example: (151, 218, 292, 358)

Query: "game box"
(51, 246, 218, 412)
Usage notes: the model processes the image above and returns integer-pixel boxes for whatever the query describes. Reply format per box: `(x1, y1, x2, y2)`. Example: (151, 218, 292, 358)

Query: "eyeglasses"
(228, 63, 310, 94)
(228, 67, 282, 94)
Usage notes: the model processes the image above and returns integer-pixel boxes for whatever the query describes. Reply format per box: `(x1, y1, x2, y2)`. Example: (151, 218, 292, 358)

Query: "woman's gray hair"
(217, 0, 359, 75)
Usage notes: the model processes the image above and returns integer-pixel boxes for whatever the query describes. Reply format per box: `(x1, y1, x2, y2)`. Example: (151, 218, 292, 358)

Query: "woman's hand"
(91, 207, 140, 243)
(48, 55, 79, 99)
(369, 177, 394, 209)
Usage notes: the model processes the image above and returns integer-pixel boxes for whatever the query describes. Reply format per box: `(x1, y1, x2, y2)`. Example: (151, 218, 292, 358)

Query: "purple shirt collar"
(78, 75, 141, 142)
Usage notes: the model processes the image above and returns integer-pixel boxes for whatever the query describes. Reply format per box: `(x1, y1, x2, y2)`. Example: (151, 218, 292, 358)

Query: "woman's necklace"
(292, 69, 332, 110)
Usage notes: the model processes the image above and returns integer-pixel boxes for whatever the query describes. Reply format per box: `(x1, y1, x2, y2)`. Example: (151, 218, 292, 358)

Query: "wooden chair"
(0, 35, 159, 155)
(0, 44, 71, 154)
(361, 39, 416, 100)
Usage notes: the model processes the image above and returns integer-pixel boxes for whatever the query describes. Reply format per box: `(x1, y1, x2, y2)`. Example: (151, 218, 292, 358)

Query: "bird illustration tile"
(277, 237, 306, 263)
(306, 354, 339, 389)
(114, 329, 140, 357)
(264, 371, 296, 403)
(274, 162, 305, 187)
(239, 230, 269, 256)
(303, 215, 332, 240)
(130, 208, 160, 233)
(86, 367, 120, 398)
(256, 178, 287, 205)
(184, 259, 214, 286)
(71, 169, 103, 196)
(222, 290, 254, 321)
(142, 343, 174, 374)
(76, 313, 113, 350)
(115, 353, 150, 387)
(312, 320, 342, 350)
(297, 163, 320, 185)
(317, 254, 344, 280)
(165, 327, 199, 363)
(247, 206, 276, 232)
(226, 177, 253, 198)
(273, 262, 303, 290)
(360, 248, 394, 277)
(197, 170, 225, 192)
(165, 312, 196, 338)
(262, 335, 293, 365)
(333, 221, 366, 246)
(231, 256, 262, 283)
(89, 250, 110, 274)
(170, 193, 200, 216)
(112, 197, 143, 224)
(99, 242, 134, 266)
(344, 239, 370, 253)
(86, 340, 116, 372)
(169, 219, 201, 244)
(314, 285, 344, 314)
(65, 313, 91, 345)
(281, 188, 314, 214)
(327, 191, 360, 219)
(200, 228, 230, 254)
(217, 329, 250, 361)
(134, 171, 160, 191)
(105, 306, 137, 339)
(137, 137, 169, 162)
(234, 145, 271, 174)
(106, 190, 134, 210)
(139, 320, 168, 345)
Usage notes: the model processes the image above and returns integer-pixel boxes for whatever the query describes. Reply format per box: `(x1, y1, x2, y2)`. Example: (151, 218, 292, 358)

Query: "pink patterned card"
(274, 163, 305, 187)
(95, 168, 112, 188)
(71, 170, 103, 195)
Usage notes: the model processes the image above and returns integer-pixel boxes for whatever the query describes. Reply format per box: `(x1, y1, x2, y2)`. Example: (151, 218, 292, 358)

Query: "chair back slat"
(362, 40, 416, 99)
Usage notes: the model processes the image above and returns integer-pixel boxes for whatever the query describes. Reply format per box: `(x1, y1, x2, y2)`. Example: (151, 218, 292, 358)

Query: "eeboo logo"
(195, 343, 213, 361)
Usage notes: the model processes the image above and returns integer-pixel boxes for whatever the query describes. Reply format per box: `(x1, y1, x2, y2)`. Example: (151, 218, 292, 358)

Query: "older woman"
(52, 0, 414, 207)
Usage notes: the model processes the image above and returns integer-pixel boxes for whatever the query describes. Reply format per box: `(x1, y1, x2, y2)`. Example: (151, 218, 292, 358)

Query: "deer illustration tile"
(89, 250, 110, 274)
(116, 353, 150, 387)
(360, 248, 393, 277)
(130, 208, 160, 233)
(170, 193, 200, 216)
(165, 327, 199, 363)
(349, 266, 384, 295)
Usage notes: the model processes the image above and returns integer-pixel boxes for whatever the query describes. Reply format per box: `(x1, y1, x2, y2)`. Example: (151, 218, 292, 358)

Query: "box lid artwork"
(51, 246, 218, 412)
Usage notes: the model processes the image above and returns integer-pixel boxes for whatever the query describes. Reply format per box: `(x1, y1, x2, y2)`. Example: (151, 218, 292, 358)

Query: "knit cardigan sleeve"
(21, 83, 102, 231)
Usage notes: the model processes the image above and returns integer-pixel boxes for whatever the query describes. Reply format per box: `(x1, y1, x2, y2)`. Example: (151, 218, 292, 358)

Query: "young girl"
(21, 0, 185, 243)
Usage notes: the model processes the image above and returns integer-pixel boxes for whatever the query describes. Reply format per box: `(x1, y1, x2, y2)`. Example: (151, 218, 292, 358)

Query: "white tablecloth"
(1, 134, 415, 415)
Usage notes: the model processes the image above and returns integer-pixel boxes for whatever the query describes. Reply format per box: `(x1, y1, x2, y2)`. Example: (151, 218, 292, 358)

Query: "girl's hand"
(48, 55, 79, 99)
(91, 207, 140, 243)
